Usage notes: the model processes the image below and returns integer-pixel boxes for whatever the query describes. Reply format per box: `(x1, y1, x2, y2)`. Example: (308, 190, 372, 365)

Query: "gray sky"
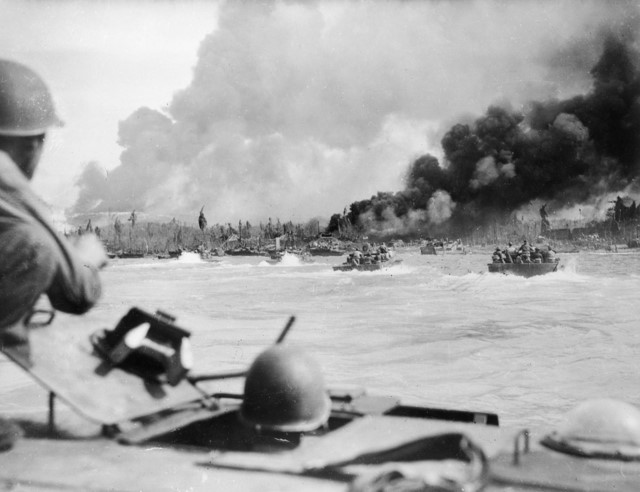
(0, 0, 219, 223)
(1, 0, 636, 225)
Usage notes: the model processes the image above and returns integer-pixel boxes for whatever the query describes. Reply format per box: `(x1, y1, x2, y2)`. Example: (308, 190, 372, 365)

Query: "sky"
(0, 0, 637, 226)
(0, 0, 220, 224)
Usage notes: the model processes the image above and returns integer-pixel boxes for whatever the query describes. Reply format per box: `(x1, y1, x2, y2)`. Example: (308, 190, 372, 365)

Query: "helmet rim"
(239, 392, 331, 433)
(541, 398, 640, 460)
(239, 345, 332, 433)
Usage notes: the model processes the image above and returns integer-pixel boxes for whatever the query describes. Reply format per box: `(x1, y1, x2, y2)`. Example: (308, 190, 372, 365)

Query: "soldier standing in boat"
(504, 242, 516, 263)
(518, 240, 532, 263)
(0, 60, 107, 450)
(530, 247, 543, 263)
(352, 249, 363, 265)
(378, 243, 389, 261)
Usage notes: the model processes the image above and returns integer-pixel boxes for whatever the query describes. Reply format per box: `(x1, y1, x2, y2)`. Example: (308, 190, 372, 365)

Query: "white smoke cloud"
(470, 156, 518, 189)
(552, 113, 589, 141)
(72, 0, 638, 223)
(502, 162, 516, 179)
(427, 190, 456, 224)
(358, 206, 429, 235)
(470, 157, 500, 189)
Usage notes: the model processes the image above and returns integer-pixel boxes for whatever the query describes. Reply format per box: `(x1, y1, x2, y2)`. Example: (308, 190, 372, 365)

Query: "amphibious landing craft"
(1, 308, 638, 491)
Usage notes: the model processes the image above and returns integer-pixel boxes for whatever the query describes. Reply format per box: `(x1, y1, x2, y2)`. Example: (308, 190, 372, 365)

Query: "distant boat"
(487, 260, 559, 277)
(156, 254, 173, 260)
(308, 246, 345, 256)
(157, 249, 182, 260)
(442, 242, 467, 254)
(199, 251, 222, 263)
(225, 247, 268, 257)
(116, 252, 145, 259)
(420, 244, 437, 255)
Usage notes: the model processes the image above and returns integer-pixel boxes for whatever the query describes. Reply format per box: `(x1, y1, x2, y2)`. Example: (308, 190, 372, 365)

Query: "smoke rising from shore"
(348, 25, 640, 234)
(71, 1, 639, 225)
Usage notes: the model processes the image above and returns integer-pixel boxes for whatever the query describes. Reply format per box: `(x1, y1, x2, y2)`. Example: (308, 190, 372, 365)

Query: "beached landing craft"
(2, 309, 640, 490)
(309, 247, 346, 256)
(157, 249, 183, 260)
(307, 240, 348, 256)
(224, 246, 269, 257)
(117, 252, 146, 259)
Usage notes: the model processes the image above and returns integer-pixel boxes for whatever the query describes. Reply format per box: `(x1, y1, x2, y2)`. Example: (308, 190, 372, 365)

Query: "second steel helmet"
(0, 59, 62, 136)
(541, 398, 640, 460)
(239, 345, 331, 433)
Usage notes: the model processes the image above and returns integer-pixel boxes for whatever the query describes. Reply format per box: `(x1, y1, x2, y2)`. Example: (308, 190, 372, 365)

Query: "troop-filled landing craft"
(487, 259, 560, 278)
(488, 244, 560, 277)
(333, 248, 401, 272)
(2, 308, 640, 491)
(332, 259, 403, 272)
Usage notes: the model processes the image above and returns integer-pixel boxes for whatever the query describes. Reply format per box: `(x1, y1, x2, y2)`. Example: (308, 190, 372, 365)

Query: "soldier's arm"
(46, 233, 103, 314)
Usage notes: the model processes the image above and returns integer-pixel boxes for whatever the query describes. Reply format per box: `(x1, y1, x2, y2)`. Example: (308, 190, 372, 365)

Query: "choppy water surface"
(2, 248, 640, 433)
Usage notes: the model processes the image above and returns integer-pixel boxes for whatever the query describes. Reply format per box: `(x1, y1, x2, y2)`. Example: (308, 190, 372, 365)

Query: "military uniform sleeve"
(0, 154, 102, 316)
(44, 234, 102, 314)
(48, 274, 101, 314)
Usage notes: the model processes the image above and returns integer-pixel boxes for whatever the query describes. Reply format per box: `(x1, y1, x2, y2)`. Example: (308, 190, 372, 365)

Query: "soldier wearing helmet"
(0, 60, 106, 339)
(504, 241, 516, 263)
(545, 244, 557, 263)
(0, 59, 108, 450)
(491, 247, 504, 263)
(542, 398, 640, 460)
(518, 239, 532, 263)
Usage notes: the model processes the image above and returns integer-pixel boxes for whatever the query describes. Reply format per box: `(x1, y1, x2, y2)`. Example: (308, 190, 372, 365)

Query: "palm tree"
(127, 210, 137, 251)
(198, 206, 207, 231)
(114, 217, 123, 250)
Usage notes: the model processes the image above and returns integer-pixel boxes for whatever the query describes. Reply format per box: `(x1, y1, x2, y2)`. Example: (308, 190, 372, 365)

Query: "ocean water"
(2, 248, 640, 435)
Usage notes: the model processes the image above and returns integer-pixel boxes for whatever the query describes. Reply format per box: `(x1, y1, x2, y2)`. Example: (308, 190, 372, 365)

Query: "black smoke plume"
(347, 34, 640, 233)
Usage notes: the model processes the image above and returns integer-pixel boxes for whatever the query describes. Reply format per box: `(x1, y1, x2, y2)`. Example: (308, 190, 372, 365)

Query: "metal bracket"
(512, 429, 530, 465)
(48, 391, 56, 436)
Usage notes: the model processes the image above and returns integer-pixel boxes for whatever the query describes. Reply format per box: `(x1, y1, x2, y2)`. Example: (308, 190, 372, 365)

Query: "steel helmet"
(0, 59, 62, 136)
(541, 398, 640, 459)
(239, 345, 331, 433)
